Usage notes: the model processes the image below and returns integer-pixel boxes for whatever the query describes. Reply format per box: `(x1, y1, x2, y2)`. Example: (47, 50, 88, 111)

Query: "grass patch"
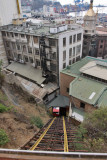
(30, 116, 44, 129)
(0, 104, 13, 113)
(0, 129, 9, 146)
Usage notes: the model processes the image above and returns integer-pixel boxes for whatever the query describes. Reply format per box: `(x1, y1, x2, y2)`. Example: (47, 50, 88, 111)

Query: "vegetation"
(0, 129, 9, 146)
(77, 107, 107, 152)
(0, 104, 9, 113)
(30, 116, 44, 129)
(0, 60, 4, 88)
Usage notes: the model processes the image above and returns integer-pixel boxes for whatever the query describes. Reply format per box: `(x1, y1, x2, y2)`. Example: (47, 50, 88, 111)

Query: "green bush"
(0, 104, 8, 113)
(0, 129, 9, 146)
(30, 116, 44, 129)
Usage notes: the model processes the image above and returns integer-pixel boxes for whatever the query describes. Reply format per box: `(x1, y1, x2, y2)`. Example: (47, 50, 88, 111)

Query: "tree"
(77, 107, 107, 152)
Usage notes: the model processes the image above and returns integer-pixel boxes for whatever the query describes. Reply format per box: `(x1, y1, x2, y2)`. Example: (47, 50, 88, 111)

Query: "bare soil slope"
(0, 84, 49, 149)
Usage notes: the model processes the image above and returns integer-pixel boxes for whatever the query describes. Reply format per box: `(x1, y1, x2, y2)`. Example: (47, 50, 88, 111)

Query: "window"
(63, 38, 66, 47)
(63, 63, 66, 69)
(11, 33, 14, 37)
(6, 41, 9, 47)
(101, 40, 103, 43)
(21, 34, 24, 38)
(35, 49, 39, 55)
(85, 30, 88, 33)
(36, 60, 40, 66)
(69, 48, 72, 58)
(52, 52, 56, 59)
(72, 58, 75, 63)
(77, 33, 81, 41)
(69, 60, 72, 65)
(73, 35, 76, 43)
(49, 39, 56, 46)
(12, 42, 16, 50)
(76, 45, 81, 55)
(17, 45, 21, 51)
(69, 36, 72, 44)
(7, 32, 10, 37)
(15, 33, 18, 37)
(23, 45, 26, 52)
(100, 45, 103, 48)
(28, 47, 32, 54)
(63, 51, 66, 61)
(76, 56, 80, 61)
(34, 36, 38, 43)
(73, 47, 75, 56)
(80, 102, 85, 109)
(29, 57, 33, 63)
(26, 35, 30, 43)
(2, 31, 6, 37)
(24, 56, 28, 62)
(66, 88, 69, 93)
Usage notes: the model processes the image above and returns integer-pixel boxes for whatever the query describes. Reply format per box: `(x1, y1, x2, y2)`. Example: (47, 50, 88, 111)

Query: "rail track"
(21, 117, 88, 152)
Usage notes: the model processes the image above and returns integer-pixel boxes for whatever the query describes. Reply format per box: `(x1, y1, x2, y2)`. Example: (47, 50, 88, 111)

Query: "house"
(60, 56, 107, 122)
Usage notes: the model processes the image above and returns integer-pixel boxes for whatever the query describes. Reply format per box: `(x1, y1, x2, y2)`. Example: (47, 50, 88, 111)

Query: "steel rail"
(30, 117, 56, 150)
(63, 116, 69, 152)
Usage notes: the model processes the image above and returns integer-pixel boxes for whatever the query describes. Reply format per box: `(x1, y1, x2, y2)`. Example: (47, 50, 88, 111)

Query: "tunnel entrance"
(60, 107, 66, 116)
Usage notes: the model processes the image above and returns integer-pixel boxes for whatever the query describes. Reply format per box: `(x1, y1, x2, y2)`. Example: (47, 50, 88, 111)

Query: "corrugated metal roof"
(7, 62, 46, 85)
(69, 77, 107, 105)
(97, 90, 107, 107)
(48, 95, 69, 108)
(61, 56, 107, 78)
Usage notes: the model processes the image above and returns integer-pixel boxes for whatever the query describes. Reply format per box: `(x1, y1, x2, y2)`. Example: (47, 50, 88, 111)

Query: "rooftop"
(0, 23, 82, 38)
(69, 76, 107, 106)
(61, 56, 107, 79)
(7, 62, 46, 85)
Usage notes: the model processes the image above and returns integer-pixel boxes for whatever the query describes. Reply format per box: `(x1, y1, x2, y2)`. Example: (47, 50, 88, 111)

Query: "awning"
(7, 62, 46, 85)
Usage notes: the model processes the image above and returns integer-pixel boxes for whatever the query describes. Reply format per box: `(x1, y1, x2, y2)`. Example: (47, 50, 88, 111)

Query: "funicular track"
(21, 117, 88, 152)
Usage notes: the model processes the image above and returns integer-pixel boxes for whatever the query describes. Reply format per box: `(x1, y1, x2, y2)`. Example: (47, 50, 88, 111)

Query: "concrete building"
(83, 0, 96, 57)
(60, 56, 107, 122)
(0, 23, 83, 84)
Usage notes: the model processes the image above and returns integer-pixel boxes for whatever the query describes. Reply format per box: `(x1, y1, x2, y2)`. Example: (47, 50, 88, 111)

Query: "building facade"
(83, 0, 96, 58)
(0, 23, 83, 84)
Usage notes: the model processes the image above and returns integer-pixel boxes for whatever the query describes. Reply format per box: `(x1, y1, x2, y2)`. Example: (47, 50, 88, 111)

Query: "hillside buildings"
(60, 57, 107, 122)
(0, 23, 83, 84)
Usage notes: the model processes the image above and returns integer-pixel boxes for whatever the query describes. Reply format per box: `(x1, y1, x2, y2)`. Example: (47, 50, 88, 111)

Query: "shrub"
(0, 104, 8, 113)
(0, 129, 9, 146)
(30, 116, 44, 129)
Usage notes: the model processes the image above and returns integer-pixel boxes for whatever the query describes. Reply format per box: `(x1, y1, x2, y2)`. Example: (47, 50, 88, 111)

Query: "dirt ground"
(0, 84, 50, 149)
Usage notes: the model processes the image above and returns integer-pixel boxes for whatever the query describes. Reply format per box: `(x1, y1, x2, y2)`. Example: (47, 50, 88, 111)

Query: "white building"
(1, 23, 83, 84)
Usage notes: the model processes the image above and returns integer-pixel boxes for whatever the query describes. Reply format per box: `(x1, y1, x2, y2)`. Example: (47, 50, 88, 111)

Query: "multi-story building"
(83, 0, 96, 57)
(0, 23, 83, 84)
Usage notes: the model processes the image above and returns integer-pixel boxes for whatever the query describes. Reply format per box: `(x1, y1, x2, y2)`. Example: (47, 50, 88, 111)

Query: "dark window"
(69, 60, 72, 65)
(73, 35, 76, 43)
(21, 34, 24, 38)
(69, 48, 72, 58)
(63, 51, 66, 61)
(28, 47, 32, 54)
(52, 52, 56, 59)
(15, 33, 18, 37)
(2, 31, 6, 37)
(29, 58, 33, 63)
(7, 32, 10, 37)
(25, 56, 28, 62)
(101, 40, 103, 43)
(35, 49, 39, 55)
(80, 102, 85, 109)
(69, 36, 72, 44)
(63, 38, 66, 47)
(17, 45, 21, 50)
(12, 42, 16, 49)
(23, 45, 26, 52)
(66, 88, 69, 93)
(36, 60, 40, 66)
(73, 47, 75, 56)
(85, 30, 88, 33)
(63, 63, 66, 69)
(100, 45, 103, 48)
(11, 33, 14, 37)
(77, 33, 81, 41)
(49, 39, 56, 46)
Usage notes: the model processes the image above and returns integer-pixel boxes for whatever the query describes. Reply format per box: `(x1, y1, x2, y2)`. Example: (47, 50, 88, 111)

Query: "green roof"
(97, 90, 107, 107)
(69, 77, 107, 106)
(7, 62, 46, 85)
(47, 95, 69, 108)
(61, 56, 107, 78)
